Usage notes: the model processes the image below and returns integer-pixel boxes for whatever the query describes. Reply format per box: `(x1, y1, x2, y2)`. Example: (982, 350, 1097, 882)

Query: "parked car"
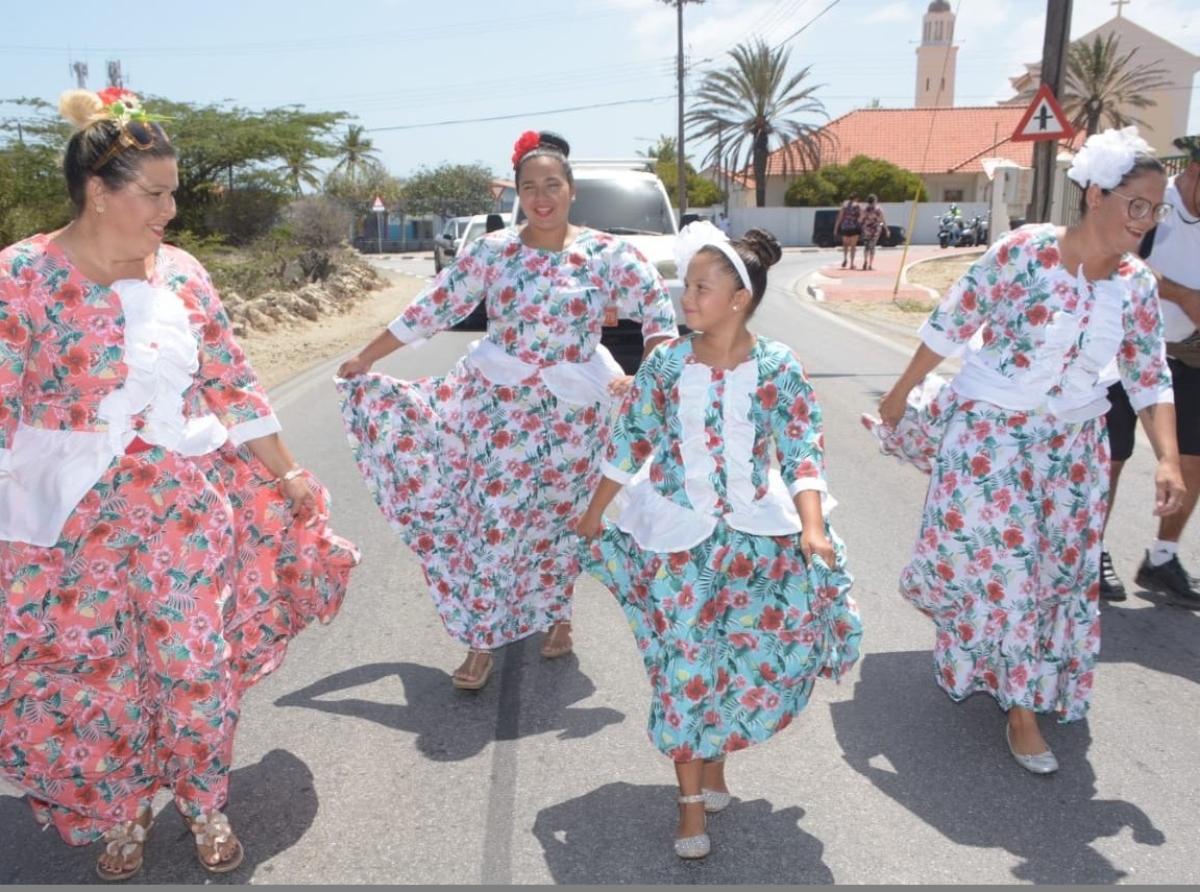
(811, 209, 906, 249)
(450, 213, 513, 331)
(511, 160, 687, 374)
(433, 216, 472, 273)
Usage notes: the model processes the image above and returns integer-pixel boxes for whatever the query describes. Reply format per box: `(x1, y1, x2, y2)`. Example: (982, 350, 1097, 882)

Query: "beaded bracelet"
(281, 466, 305, 483)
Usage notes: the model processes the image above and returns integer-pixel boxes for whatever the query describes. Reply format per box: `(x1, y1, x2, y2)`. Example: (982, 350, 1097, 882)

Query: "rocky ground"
(230, 256, 423, 390)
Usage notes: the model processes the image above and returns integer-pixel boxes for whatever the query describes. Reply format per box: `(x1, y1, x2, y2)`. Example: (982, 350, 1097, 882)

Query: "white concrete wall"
(727, 201, 995, 247)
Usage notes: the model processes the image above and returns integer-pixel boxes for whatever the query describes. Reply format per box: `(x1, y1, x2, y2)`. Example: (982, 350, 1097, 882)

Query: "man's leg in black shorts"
(1100, 382, 1137, 600)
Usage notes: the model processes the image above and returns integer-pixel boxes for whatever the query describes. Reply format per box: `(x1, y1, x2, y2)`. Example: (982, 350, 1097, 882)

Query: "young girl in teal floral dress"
(575, 222, 861, 860)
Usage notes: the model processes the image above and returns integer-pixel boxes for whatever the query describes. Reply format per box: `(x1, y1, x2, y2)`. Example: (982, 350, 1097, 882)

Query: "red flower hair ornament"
(512, 131, 542, 169)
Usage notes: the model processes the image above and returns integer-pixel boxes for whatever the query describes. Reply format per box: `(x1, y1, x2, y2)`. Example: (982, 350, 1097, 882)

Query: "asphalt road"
(3, 250, 1198, 884)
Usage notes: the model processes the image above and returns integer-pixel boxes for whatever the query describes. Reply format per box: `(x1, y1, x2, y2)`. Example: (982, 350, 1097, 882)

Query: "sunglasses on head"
(91, 120, 170, 173)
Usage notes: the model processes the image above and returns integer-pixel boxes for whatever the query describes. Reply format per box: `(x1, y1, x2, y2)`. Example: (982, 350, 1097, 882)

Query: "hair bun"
(59, 89, 106, 129)
(538, 131, 570, 158)
(740, 227, 782, 269)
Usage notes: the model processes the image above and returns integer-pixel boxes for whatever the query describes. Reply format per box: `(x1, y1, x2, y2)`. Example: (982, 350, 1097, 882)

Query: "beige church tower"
(915, 0, 958, 108)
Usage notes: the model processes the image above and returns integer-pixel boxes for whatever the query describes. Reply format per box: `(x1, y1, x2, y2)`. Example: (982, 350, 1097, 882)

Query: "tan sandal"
(185, 810, 244, 874)
(95, 806, 153, 882)
(540, 622, 573, 659)
(452, 648, 493, 690)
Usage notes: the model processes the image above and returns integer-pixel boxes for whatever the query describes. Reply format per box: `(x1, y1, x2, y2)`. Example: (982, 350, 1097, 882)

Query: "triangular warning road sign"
(1011, 84, 1074, 142)
(371, 195, 386, 212)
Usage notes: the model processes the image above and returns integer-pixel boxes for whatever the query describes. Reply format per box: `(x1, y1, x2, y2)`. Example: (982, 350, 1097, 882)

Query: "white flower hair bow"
(674, 220, 751, 290)
(1067, 126, 1152, 190)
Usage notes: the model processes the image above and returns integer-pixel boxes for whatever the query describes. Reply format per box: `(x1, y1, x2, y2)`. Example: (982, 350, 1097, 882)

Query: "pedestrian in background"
(0, 88, 359, 881)
(576, 221, 860, 860)
(336, 130, 678, 691)
(869, 127, 1181, 775)
(859, 194, 888, 270)
(833, 192, 862, 269)
(1098, 133, 1200, 607)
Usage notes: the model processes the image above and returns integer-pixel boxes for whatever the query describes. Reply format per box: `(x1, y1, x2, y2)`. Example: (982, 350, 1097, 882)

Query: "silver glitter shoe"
(674, 794, 710, 860)
(703, 789, 731, 814)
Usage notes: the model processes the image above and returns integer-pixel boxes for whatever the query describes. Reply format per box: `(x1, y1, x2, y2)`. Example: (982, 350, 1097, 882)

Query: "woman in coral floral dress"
(336, 131, 677, 690)
(576, 223, 861, 860)
(872, 128, 1183, 775)
(0, 89, 359, 881)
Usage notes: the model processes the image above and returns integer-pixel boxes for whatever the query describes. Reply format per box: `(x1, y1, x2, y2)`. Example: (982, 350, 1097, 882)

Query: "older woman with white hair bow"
(868, 126, 1184, 774)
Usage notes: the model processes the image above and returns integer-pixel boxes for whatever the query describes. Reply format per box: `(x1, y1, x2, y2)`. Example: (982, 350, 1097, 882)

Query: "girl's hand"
(800, 529, 836, 570)
(574, 508, 604, 541)
(336, 355, 373, 379)
(608, 375, 634, 398)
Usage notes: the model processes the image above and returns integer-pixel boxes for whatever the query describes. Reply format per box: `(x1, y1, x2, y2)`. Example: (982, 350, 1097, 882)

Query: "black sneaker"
(1134, 551, 1200, 609)
(1098, 550, 1127, 602)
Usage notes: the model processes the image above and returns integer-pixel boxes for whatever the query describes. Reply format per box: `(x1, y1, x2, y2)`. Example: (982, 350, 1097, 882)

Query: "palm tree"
(638, 134, 679, 165)
(276, 144, 323, 196)
(1062, 34, 1171, 137)
(331, 124, 383, 185)
(686, 38, 831, 207)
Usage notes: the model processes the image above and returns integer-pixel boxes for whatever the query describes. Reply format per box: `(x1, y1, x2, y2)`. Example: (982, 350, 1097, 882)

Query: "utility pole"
(675, 0, 688, 217)
(1030, 0, 1072, 223)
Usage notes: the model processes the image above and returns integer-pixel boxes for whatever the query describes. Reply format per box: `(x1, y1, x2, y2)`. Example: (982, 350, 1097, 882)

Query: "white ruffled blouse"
(603, 337, 834, 553)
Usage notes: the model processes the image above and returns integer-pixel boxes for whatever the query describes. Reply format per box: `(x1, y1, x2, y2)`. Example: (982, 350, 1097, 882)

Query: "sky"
(2, 0, 1198, 182)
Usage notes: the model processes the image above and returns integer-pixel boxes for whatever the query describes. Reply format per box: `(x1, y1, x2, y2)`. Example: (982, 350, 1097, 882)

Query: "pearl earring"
(95, 205, 106, 214)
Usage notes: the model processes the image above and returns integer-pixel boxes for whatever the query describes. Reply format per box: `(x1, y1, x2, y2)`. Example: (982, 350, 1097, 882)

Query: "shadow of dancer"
(274, 647, 623, 762)
(0, 749, 318, 885)
(532, 781, 834, 885)
(829, 651, 1164, 884)
(1097, 599, 1200, 686)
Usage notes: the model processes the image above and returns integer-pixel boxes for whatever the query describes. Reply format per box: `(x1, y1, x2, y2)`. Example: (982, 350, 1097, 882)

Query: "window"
(943, 189, 964, 202)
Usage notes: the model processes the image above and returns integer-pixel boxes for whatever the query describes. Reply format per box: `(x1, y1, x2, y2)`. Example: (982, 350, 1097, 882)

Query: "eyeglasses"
(1105, 189, 1174, 224)
(91, 119, 170, 173)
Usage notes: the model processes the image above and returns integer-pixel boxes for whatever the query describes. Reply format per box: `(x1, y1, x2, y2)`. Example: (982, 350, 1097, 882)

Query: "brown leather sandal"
(540, 622, 573, 659)
(452, 648, 493, 690)
(95, 806, 154, 882)
(185, 810, 244, 874)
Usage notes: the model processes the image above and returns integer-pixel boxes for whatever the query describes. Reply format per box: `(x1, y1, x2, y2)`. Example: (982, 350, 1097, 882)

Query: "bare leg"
(1102, 459, 1126, 539)
(674, 759, 706, 841)
(1006, 705, 1049, 755)
(702, 757, 728, 797)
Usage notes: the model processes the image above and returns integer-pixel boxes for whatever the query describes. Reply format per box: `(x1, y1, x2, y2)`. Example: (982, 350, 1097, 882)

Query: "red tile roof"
(764, 106, 1046, 176)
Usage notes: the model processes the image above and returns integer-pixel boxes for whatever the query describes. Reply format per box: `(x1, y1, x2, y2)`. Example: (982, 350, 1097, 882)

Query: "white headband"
(674, 220, 751, 291)
(1067, 126, 1152, 190)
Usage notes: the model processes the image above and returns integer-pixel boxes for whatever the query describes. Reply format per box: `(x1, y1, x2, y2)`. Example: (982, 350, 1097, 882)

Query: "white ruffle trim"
(465, 337, 624, 407)
(609, 359, 835, 553)
(0, 280, 227, 547)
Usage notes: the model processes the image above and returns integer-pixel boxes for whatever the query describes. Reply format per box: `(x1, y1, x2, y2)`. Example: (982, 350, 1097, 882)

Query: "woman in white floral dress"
(872, 128, 1184, 774)
(336, 131, 677, 690)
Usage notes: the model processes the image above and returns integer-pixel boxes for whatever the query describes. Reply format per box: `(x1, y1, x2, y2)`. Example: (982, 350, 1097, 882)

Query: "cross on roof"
(1112, 0, 1130, 17)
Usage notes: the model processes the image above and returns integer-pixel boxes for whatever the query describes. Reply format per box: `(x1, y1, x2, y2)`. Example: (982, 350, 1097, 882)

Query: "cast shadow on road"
(830, 651, 1164, 884)
(0, 748, 317, 885)
(1097, 596, 1200, 686)
(274, 644, 624, 762)
(532, 781, 833, 885)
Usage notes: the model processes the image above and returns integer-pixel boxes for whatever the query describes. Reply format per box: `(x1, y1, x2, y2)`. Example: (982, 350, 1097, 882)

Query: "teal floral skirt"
(581, 520, 861, 761)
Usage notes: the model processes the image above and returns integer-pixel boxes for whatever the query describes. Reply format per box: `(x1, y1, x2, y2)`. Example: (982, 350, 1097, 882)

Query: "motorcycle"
(957, 213, 990, 248)
(937, 213, 964, 248)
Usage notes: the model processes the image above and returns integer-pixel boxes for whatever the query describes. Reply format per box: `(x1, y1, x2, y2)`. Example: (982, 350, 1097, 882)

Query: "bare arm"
(877, 343, 947, 425)
(336, 328, 405, 378)
(795, 489, 835, 568)
(1154, 273, 1200, 329)
(244, 432, 317, 519)
(1136, 401, 1186, 516)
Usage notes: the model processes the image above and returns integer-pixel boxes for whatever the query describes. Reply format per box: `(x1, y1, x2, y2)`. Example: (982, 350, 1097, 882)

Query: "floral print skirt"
(337, 364, 606, 650)
(895, 387, 1105, 723)
(0, 445, 358, 845)
(581, 519, 861, 761)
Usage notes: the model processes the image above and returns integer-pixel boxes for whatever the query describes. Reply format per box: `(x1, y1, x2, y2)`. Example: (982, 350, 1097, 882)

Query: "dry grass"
(904, 252, 983, 294)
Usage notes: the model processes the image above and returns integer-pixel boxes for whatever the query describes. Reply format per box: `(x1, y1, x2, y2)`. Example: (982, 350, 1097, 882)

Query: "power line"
(366, 95, 676, 133)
